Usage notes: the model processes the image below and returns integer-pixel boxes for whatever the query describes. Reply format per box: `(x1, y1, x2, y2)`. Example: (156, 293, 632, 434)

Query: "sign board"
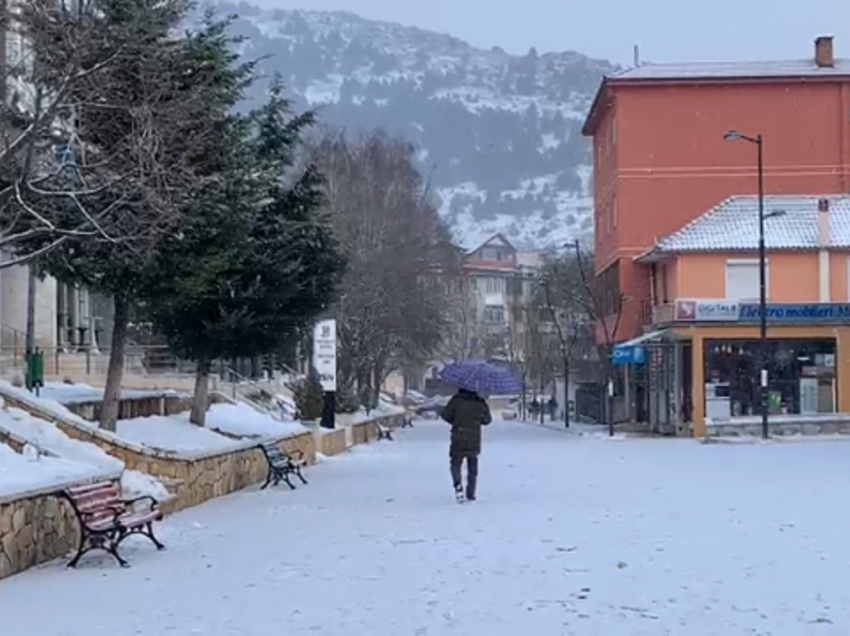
(611, 345, 645, 366)
(312, 319, 337, 391)
(674, 299, 739, 322)
(738, 303, 850, 323)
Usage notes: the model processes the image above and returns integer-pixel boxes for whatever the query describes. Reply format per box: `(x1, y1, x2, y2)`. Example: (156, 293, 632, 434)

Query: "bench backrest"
(259, 443, 289, 465)
(65, 482, 124, 526)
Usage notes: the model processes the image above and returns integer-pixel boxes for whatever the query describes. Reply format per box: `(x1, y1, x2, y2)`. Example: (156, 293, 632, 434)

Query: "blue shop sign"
(611, 345, 646, 365)
(738, 303, 850, 323)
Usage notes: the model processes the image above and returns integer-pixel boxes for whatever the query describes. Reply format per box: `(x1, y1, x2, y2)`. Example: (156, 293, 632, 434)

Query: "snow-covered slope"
(213, 3, 618, 248)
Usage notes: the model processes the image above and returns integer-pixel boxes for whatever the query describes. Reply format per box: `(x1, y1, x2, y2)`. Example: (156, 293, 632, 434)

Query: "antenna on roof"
(633, 44, 640, 67)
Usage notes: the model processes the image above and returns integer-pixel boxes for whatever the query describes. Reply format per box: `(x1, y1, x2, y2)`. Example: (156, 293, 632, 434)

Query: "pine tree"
(149, 83, 345, 426)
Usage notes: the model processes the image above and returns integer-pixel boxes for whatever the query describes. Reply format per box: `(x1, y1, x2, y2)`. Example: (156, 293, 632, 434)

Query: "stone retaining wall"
(314, 428, 347, 456)
(65, 394, 194, 422)
(0, 473, 120, 580)
(0, 391, 316, 514)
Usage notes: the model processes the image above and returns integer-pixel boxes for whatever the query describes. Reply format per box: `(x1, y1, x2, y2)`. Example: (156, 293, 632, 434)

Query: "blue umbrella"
(439, 361, 522, 395)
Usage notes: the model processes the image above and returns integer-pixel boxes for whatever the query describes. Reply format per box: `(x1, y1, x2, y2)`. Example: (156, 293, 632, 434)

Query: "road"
(1, 420, 849, 635)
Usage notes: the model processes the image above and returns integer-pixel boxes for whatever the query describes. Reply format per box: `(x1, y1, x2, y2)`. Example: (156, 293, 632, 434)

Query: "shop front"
(665, 300, 850, 437)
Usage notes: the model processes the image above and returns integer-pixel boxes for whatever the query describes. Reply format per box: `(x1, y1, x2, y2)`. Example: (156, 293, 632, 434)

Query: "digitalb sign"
(673, 300, 850, 324)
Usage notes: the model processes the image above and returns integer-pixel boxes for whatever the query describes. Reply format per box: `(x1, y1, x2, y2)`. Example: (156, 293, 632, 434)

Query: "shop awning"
(612, 329, 669, 365)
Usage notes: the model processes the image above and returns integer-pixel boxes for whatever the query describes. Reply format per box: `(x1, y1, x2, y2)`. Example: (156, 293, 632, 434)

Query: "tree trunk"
(99, 293, 129, 432)
(190, 358, 211, 426)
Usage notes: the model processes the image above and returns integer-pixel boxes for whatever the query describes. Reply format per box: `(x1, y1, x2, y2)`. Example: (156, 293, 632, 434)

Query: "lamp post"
(538, 274, 570, 428)
(723, 130, 770, 438)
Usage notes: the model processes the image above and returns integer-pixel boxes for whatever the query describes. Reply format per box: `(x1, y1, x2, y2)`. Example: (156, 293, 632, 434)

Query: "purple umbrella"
(439, 361, 522, 395)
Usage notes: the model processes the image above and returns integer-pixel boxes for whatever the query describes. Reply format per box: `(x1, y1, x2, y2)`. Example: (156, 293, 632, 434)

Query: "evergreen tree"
(150, 85, 345, 426)
(292, 369, 324, 421)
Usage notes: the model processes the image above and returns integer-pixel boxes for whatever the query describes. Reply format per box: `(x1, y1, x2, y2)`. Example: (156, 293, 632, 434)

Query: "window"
(704, 338, 836, 416)
(485, 277, 504, 294)
(483, 306, 505, 324)
(725, 260, 767, 300)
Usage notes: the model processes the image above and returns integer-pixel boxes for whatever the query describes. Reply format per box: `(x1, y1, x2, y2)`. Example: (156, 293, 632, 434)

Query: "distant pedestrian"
(440, 388, 492, 503)
(547, 397, 558, 420)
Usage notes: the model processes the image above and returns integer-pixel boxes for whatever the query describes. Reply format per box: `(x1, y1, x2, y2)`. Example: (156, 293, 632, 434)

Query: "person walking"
(440, 388, 492, 503)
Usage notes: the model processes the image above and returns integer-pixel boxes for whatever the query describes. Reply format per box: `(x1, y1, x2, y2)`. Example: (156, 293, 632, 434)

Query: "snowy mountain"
(214, 2, 619, 248)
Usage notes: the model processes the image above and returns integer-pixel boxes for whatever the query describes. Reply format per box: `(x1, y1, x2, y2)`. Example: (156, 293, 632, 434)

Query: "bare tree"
(536, 244, 614, 428)
(0, 0, 133, 267)
(9, 3, 252, 430)
(441, 274, 480, 362)
(571, 242, 625, 434)
(313, 130, 457, 406)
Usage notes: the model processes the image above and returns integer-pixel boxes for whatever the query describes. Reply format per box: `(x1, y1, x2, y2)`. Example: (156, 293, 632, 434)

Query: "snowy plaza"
(1, 419, 849, 635)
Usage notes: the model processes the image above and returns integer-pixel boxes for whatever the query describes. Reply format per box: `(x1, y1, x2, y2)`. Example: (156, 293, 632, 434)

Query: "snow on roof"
(609, 58, 850, 81)
(639, 195, 850, 259)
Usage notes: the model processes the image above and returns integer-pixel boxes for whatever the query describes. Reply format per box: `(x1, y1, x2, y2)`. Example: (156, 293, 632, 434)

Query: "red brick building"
(582, 36, 850, 343)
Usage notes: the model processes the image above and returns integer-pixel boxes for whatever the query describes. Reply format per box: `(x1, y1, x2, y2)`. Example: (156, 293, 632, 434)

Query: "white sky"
(259, 0, 850, 65)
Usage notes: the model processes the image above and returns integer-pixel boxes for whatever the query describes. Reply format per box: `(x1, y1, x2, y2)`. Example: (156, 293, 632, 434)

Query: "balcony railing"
(652, 303, 675, 325)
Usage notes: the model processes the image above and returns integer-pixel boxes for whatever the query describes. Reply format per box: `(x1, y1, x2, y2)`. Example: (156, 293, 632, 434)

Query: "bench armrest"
(124, 495, 159, 511)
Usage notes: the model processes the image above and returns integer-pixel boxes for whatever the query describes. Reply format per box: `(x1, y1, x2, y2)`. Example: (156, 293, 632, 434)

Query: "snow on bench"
(257, 442, 308, 490)
(61, 481, 165, 568)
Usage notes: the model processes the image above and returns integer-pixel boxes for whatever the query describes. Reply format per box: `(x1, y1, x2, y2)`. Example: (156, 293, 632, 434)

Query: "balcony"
(652, 303, 676, 325)
(640, 299, 676, 326)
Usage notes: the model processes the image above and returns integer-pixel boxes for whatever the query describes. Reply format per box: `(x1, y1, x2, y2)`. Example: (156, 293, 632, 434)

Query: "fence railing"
(0, 345, 304, 388)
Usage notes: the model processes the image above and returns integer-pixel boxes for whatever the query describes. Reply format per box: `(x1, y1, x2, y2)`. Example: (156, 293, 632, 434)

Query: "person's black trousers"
(450, 450, 479, 498)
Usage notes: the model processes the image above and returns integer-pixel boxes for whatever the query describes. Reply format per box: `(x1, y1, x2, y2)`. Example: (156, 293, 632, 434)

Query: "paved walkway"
(1, 420, 849, 635)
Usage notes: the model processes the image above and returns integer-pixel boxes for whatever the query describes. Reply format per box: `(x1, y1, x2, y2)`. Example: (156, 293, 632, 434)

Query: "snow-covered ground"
(0, 442, 106, 498)
(2, 420, 849, 635)
(37, 382, 185, 404)
(0, 400, 168, 500)
(204, 402, 306, 439)
(116, 403, 307, 453)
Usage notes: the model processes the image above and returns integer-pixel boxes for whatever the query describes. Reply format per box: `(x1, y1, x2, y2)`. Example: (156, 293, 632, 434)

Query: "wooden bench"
(258, 442, 308, 490)
(375, 421, 394, 441)
(61, 481, 165, 569)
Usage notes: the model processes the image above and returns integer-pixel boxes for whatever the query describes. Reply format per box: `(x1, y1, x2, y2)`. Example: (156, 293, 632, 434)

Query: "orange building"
(623, 194, 850, 437)
(582, 36, 850, 343)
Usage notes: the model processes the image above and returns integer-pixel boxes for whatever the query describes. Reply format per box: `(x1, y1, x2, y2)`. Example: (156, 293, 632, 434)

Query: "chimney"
(815, 36, 834, 68)
(817, 197, 830, 245)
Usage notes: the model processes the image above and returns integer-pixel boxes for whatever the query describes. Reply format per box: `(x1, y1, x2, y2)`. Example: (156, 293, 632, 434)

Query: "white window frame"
(485, 277, 504, 294)
(725, 258, 769, 301)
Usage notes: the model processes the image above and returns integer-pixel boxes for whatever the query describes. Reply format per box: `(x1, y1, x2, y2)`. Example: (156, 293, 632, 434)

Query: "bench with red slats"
(61, 481, 165, 568)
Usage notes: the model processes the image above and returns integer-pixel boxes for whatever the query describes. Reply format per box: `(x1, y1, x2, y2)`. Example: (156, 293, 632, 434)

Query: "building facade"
(460, 234, 543, 360)
(0, 258, 110, 357)
(617, 195, 850, 436)
(582, 36, 850, 343)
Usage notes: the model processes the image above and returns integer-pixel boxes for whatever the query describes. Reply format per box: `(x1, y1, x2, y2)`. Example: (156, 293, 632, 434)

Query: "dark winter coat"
(440, 389, 492, 455)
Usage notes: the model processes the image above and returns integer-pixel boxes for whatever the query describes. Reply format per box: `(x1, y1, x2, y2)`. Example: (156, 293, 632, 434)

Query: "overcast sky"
(260, 0, 850, 65)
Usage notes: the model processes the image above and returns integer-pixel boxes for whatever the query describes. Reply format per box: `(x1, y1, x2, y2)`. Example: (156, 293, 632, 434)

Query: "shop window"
(703, 338, 836, 417)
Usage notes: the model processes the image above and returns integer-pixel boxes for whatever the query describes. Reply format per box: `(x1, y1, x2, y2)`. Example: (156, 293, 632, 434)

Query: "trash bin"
(25, 349, 45, 394)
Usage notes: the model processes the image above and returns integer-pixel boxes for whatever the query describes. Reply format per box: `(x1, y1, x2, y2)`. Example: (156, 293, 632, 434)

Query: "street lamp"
(723, 130, 775, 439)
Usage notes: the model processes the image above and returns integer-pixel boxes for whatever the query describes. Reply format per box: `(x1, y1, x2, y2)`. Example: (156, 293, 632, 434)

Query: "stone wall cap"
(0, 387, 312, 463)
(0, 469, 122, 505)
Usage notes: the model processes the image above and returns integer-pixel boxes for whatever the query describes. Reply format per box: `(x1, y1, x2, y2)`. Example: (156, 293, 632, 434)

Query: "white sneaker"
(454, 485, 465, 503)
